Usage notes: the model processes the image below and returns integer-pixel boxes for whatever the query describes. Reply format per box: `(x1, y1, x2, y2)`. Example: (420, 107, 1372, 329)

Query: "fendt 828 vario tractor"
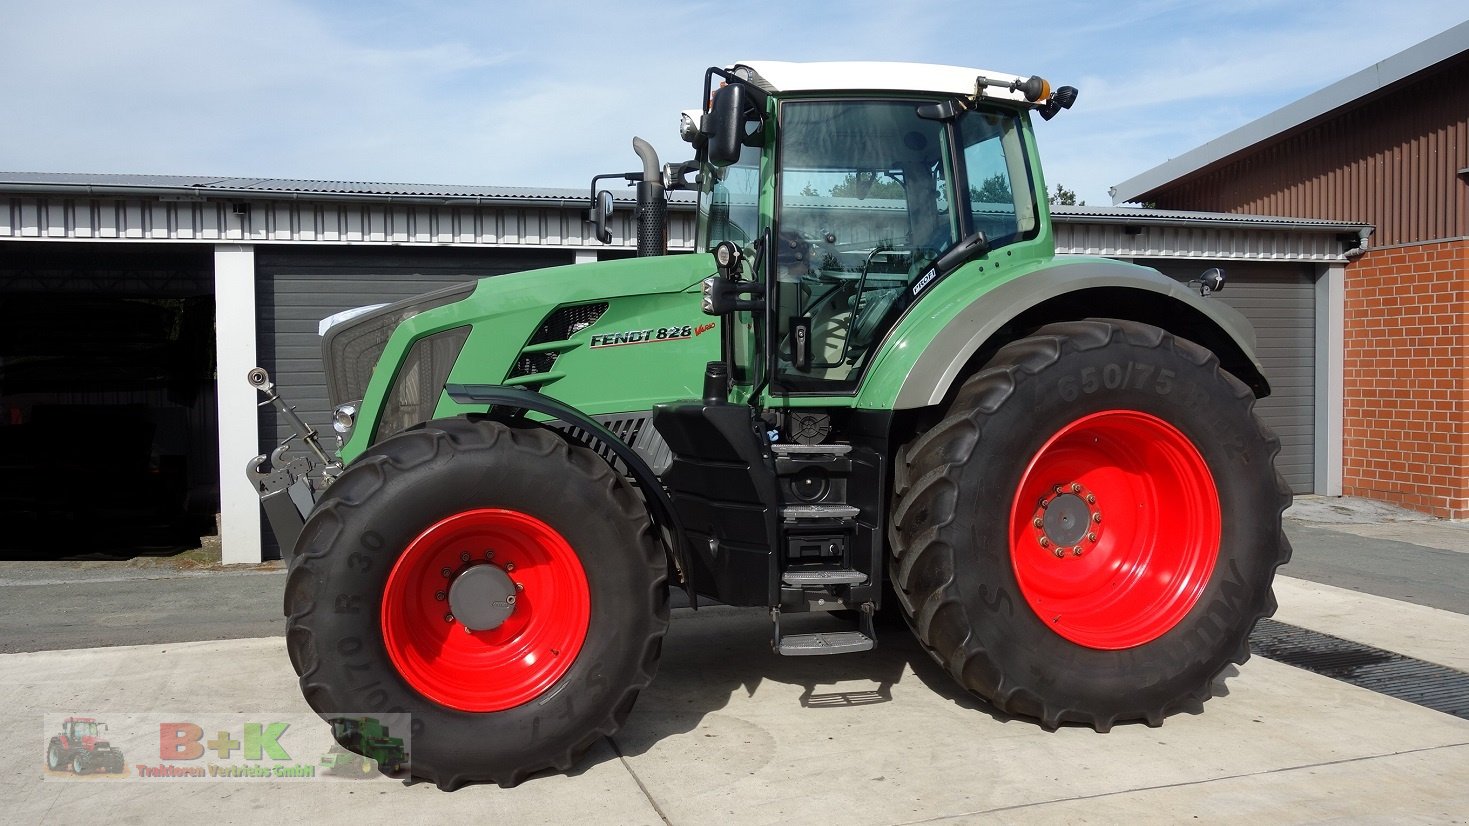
(249, 61, 1290, 789)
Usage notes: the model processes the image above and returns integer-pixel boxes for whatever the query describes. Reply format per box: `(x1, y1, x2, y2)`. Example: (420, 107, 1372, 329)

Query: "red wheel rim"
(1008, 410, 1220, 650)
(380, 508, 590, 711)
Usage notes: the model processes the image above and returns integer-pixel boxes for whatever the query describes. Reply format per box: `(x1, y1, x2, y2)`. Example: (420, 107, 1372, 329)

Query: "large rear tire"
(890, 319, 1291, 730)
(285, 418, 668, 788)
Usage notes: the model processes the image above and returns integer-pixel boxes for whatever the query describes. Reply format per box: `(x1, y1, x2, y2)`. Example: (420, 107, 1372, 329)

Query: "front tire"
(285, 418, 669, 789)
(890, 319, 1291, 730)
(46, 742, 65, 771)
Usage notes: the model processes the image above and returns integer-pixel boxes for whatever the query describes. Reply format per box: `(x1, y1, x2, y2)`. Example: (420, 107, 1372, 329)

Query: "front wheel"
(46, 742, 65, 771)
(890, 319, 1291, 730)
(285, 418, 669, 789)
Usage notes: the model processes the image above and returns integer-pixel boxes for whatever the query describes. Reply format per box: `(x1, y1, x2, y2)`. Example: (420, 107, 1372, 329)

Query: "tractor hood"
(335, 253, 720, 462)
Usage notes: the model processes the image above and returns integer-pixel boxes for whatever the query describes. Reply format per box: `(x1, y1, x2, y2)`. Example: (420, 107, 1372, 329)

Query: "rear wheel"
(285, 418, 668, 788)
(71, 754, 86, 774)
(890, 319, 1290, 730)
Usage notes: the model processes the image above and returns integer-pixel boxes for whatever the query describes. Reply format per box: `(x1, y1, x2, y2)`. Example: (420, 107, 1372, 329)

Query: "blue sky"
(2, 1, 1465, 205)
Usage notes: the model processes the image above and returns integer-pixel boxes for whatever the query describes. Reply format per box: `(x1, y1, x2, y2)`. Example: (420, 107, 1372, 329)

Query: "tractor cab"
(688, 62, 1072, 395)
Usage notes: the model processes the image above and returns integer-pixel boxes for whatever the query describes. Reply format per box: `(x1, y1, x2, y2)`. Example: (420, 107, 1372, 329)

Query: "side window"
(960, 111, 1035, 246)
(699, 150, 761, 251)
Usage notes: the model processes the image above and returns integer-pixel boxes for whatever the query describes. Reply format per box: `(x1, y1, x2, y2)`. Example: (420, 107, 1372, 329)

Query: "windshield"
(771, 99, 1035, 391)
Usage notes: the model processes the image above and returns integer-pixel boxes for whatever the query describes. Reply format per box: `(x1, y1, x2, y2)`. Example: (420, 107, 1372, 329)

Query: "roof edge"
(1110, 20, 1469, 204)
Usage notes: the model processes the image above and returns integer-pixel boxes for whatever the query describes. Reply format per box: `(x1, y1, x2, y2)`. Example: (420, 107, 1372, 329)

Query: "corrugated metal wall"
(1143, 54, 1469, 246)
(0, 196, 699, 252)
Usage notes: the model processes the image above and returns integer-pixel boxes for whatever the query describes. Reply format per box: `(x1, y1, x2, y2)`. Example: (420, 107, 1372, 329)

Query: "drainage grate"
(1250, 618, 1469, 720)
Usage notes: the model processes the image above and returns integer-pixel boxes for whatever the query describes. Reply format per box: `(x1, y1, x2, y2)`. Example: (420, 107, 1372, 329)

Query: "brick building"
(1112, 21, 1469, 518)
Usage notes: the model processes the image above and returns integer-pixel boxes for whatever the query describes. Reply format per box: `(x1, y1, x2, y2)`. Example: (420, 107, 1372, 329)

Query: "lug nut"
(434, 591, 446, 601)
(440, 567, 452, 578)
(1039, 537, 1050, 548)
(1073, 546, 1084, 556)
(1092, 513, 1102, 523)
(504, 562, 516, 572)
(460, 552, 470, 562)
(443, 613, 454, 623)
(515, 582, 524, 591)
(484, 550, 494, 560)
(1053, 484, 1063, 494)
(1071, 483, 1082, 493)
(1040, 498, 1050, 509)
(1033, 518, 1044, 528)
(1086, 494, 1096, 504)
(1053, 547, 1065, 558)
(1087, 532, 1098, 542)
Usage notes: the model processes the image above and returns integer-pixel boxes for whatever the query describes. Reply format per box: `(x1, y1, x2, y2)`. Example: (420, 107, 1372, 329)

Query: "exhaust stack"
(632, 137, 667, 257)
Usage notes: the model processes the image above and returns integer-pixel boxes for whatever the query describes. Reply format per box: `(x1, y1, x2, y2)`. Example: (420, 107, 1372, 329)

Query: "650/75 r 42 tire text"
(284, 418, 669, 789)
(890, 319, 1291, 730)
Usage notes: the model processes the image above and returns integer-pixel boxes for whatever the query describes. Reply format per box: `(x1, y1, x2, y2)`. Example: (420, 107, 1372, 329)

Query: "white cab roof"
(731, 61, 1032, 102)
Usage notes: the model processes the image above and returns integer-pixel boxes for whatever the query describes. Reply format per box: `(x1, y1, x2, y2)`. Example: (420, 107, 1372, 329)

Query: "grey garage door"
(1144, 260, 1317, 493)
(254, 247, 571, 455)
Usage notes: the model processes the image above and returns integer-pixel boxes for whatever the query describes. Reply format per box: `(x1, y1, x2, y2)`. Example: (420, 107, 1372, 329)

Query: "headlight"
(321, 282, 475, 410)
(332, 402, 359, 435)
(373, 327, 472, 441)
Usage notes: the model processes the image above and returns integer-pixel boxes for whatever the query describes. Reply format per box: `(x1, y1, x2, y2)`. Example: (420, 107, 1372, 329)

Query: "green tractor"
(250, 61, 1289, 790)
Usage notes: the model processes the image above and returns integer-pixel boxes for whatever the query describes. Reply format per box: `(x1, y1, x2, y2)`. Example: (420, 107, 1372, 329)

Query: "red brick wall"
(1342, 240, 1469, 518)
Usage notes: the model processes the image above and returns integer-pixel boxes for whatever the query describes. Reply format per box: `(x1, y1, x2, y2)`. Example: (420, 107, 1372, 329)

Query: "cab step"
(781, 504, 860, 520)
(781, 568, 867, 586)
(772, 605, 876, 656)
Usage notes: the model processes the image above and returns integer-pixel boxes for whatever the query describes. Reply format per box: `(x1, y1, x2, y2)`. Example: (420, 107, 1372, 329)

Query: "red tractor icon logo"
(47, 717, 125, 774)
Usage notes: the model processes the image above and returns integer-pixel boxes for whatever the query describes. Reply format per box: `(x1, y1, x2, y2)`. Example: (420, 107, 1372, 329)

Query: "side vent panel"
(507, 302, 608, 384)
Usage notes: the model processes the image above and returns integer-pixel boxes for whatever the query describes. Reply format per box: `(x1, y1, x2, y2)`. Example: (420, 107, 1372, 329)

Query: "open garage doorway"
(0, 242, 219, 559)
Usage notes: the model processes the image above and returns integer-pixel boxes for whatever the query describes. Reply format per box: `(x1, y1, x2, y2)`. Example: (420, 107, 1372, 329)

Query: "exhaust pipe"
(632, 137, 667, 257)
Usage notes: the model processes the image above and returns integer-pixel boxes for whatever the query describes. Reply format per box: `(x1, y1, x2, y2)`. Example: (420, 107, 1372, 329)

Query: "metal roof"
(1110, 19, 1469, 204)
(1051, 204, 1369, 233)
(0, 171, 697, 207)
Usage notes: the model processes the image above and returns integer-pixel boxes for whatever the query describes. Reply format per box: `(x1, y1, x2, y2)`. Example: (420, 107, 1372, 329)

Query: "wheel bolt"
(1039, 537, 1050, 548)
(1073, 546, 1084, 556)
(1092, 513, 1102, 523)
(484, 550, 494, 560)
(443, 613, 454, 623)
(1033, 518, 1044, 528)
(434, 591, 446, 601)
(1071, 483, 1082, 493)
(1086, 494, 1096, 504)
(1053, 484, 1063, 494)
(515, 582, 524, 591)
(440, 567, 452, 578)
(460, 552, 470, 562)
(1053, 547, 1065, 558)
(1087, 532, 1098, 542)
(1040, 498, 1050, 509)
(504, 562, 515, 572)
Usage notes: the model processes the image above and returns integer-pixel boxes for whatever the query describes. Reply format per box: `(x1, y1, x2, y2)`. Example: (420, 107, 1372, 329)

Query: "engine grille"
(529, 303, 608, 345)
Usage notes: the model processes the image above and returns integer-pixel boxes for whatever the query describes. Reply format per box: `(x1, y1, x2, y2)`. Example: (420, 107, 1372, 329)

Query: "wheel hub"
(1032, 483, 1101, 557)
(447, 563, 518, 631)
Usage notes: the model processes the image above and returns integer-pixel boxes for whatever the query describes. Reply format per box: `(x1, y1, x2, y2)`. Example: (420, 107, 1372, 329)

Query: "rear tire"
(890, 319, 1290, 730)
(285, 418, 669, 788)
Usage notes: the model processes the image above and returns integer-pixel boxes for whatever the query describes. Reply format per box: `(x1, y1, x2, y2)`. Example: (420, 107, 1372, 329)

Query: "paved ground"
(1, 496, 1466, 823)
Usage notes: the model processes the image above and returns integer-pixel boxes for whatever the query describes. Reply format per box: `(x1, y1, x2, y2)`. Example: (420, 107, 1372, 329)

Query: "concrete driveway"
(4, 573, 1468, 824)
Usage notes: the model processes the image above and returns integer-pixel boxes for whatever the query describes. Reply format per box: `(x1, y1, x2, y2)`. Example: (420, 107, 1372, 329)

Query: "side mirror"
(708, 84, 759, 167)
(588, 190, 614, 244)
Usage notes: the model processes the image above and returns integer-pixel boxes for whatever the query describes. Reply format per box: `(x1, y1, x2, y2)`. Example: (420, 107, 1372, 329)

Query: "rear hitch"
(246, 367, 342, 557)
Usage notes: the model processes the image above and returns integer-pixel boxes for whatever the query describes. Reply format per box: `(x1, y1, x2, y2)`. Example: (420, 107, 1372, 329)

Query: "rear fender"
(869, 258, 1269, 411)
